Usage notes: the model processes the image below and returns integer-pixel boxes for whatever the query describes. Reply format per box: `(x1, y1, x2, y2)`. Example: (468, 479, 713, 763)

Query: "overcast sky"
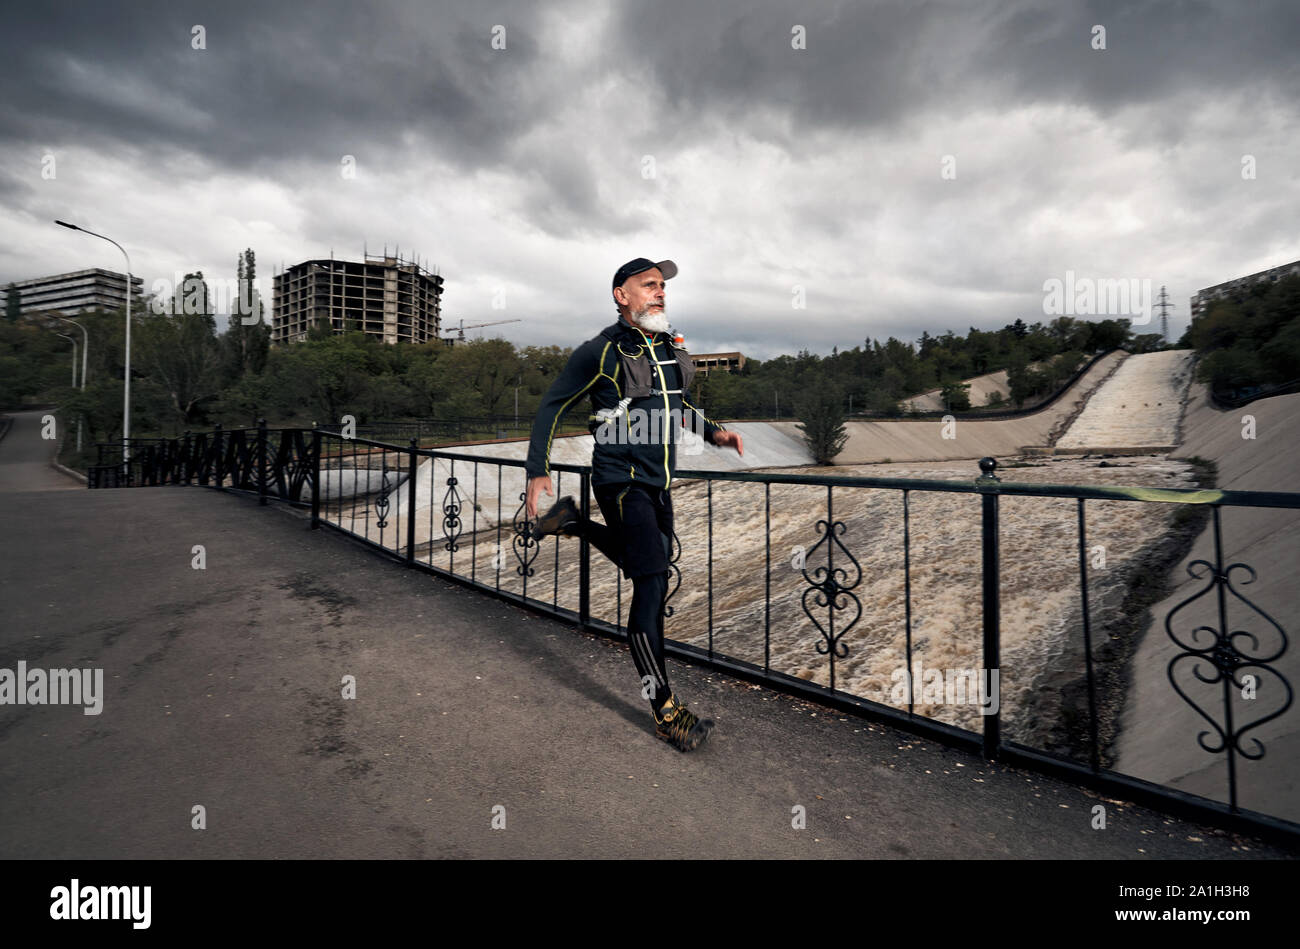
(2, 0, 1297, 359)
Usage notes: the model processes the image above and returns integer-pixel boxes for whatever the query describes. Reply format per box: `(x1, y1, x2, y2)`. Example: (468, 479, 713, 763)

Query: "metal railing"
(1209, 377, 1300, 410)
(314, 416, 568, 444)
(90, 422, 1299, 845)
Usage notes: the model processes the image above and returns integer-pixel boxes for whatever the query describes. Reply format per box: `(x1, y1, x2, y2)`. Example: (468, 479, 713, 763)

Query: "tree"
(174, 271, 214, 327)
(794, 383, 849, 465)
(133, 308, 224, 426)
(222, 248, 271, 380)
(1130, 333, 1165, 354)
(1259, 318, 1300, 384)
(283, 332, 383, 423)
(1087, 318, 1131, 352)
(239, 249, 269, 365)
(1196, 347, 1264, 392)
(939, 380, 971, 411)
(1004, 346, 1033, 407)
(439, 338, 522, 415)
(1007, 365, 1043, 407)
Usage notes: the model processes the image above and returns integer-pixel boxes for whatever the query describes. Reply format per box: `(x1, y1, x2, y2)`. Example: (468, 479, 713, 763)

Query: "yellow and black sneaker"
(530, 495, 580, 542)
(653, 694, 714, 752)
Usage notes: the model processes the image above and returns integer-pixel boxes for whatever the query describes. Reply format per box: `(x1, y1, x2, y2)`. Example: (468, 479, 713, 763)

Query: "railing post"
(257, 418, 268, 505)
(213, 422, 224, 489)
(579, 468, 591, 628)
(311, 423, 321, 530)
(977, 456, 1002, 761)
(406, 437, 418, 565)
(183, 431, 192, 485)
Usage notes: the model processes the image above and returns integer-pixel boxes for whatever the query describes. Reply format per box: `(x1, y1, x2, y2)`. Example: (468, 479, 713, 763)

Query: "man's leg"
(593, 484, 673, 713)
(592, 483, 712, 750)
(625, 568, 671, 714)
(571, 512, 621, 566)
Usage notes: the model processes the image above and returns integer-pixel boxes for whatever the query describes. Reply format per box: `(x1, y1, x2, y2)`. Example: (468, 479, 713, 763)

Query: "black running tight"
(571, 517, 672, 713)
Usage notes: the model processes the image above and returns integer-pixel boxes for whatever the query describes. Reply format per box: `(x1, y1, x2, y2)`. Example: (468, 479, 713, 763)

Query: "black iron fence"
(314, 416, 559, 444)
(1209, 377, 1300, 410)
(89, 421, 1299, 845)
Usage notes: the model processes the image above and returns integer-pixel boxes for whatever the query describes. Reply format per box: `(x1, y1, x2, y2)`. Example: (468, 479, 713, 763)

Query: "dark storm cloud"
(0, 0, 545, 172)
(603, 0, 1300, 149)
(5, 0, 1295, 240)
(3, 0, 1297, 357)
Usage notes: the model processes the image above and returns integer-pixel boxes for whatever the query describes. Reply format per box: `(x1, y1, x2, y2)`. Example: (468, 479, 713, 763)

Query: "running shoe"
(531, 495, 580, 541)
(653, 694, 714, 752)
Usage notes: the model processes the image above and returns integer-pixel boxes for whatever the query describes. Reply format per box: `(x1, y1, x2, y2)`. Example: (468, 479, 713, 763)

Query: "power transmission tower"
(1153, 285, 1175, 343)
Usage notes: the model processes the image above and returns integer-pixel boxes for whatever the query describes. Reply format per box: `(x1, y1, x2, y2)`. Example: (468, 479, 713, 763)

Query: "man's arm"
(681, 393, 728, 446)
(525, 340, 605, 481)
(681, 393, 742, 455)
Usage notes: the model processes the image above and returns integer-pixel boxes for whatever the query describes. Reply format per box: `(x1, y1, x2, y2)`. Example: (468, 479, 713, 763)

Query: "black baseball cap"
(612, 257, 677, 291)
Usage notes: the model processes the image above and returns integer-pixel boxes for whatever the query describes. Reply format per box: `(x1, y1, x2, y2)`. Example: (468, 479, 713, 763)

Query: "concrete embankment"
(1114, 382, 1300, 823)
(827, 351, 1125, 465)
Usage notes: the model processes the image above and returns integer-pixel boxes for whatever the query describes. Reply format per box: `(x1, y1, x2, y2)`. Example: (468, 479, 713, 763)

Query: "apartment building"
(1191, 258, 1300, 320)
(10, 268, 143, 316)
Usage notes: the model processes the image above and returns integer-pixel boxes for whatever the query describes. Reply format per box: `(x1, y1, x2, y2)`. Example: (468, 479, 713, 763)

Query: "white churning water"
(400, 454, 1200, 741)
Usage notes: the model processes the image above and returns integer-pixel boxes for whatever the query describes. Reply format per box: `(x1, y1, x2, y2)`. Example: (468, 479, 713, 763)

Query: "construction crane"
(442, 318, 521, 342)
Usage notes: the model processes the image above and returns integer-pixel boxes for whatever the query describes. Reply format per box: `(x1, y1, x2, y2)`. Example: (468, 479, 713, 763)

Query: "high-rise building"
(1191, 258, 1300, 320)
(272, 253, 443, 345)
(9, 268, 143, 316)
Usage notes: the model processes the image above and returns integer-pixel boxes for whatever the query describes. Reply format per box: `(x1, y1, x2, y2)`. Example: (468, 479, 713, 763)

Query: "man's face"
(615, 268, 668, 333)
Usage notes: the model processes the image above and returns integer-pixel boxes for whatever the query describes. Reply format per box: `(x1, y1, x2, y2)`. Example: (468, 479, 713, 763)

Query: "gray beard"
(632, 306, 670, 334)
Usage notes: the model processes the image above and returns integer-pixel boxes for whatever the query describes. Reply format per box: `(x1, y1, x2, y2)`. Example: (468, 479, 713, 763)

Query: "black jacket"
(525, 315, 728, 489)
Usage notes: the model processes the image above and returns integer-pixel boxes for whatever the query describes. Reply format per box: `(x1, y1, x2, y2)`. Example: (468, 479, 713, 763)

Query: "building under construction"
(271, 252, 443, 345)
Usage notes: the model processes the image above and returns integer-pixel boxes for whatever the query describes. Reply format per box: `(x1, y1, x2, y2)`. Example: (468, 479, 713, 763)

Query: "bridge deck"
(0, 409, 1288, 858)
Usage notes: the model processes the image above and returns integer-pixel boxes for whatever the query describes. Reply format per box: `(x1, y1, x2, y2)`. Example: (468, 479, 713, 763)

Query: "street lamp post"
(56, 332, 78, 386)
(55, 220, 131, 465)
(55, 316, 88, 453)
(55, 331, 79, 461)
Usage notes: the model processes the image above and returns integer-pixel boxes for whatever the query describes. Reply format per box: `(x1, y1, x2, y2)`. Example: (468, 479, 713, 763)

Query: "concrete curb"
(49, 459, 88, 485)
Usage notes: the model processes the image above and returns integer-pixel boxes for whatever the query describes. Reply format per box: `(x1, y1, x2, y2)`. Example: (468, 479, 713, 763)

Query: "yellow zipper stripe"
(645, 334, 672, 489)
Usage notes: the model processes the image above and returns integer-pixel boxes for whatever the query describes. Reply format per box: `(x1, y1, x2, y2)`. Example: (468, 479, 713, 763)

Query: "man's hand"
(712, 430, 743, 456)
(526, 475, 554, 519)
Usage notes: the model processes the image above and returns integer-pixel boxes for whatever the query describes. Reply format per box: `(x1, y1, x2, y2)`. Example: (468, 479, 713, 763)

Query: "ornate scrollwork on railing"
(801, 513, 863, 689)
(663, 525, 683, 618)
(511, 493, 540, 578)
(442, 475, 463, 552)
(375, 462, 392, 529)
(1165, 559, 1292, 771)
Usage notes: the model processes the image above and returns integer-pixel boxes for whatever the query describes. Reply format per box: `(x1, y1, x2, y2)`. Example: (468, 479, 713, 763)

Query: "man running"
(523, 257, 744, 752)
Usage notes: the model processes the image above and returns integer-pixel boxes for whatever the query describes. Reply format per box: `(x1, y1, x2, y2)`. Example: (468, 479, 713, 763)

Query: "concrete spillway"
(1056, 350, 1196, 449)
